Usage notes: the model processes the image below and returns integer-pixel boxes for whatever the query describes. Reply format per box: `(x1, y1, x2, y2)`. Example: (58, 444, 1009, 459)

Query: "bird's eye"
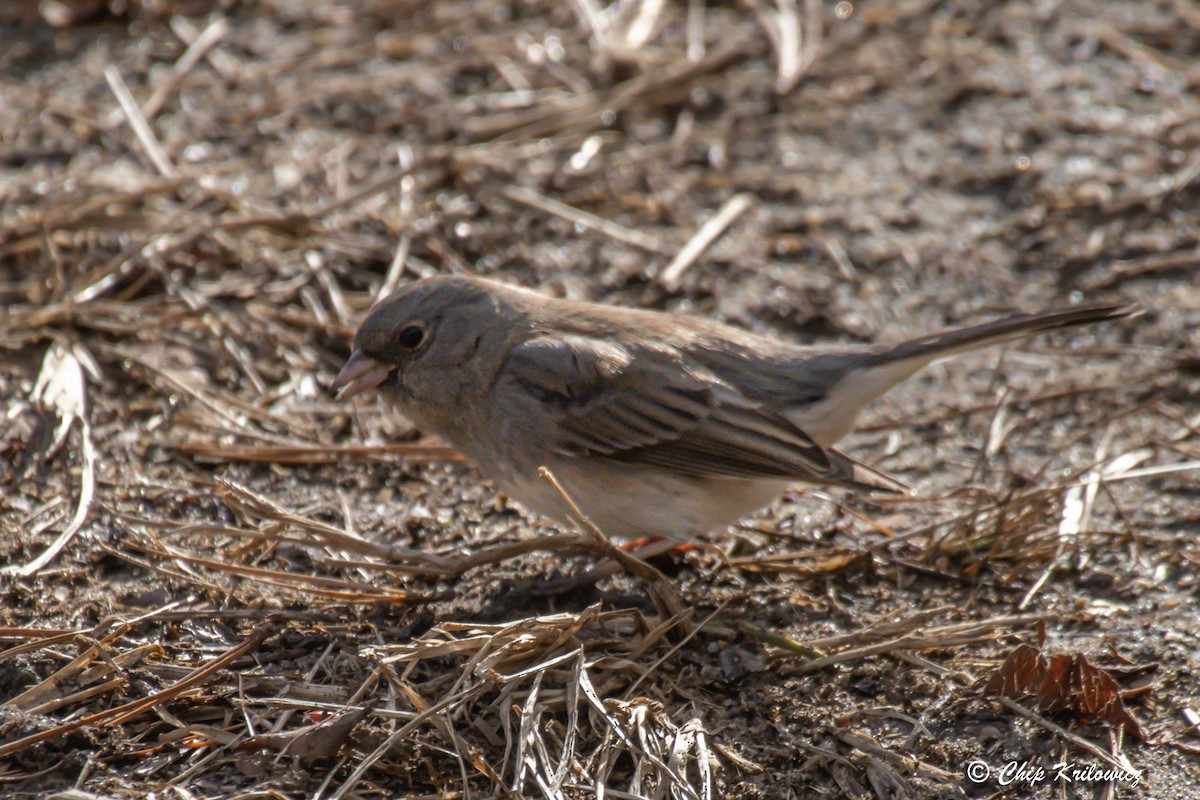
(397, 324, 425, 349)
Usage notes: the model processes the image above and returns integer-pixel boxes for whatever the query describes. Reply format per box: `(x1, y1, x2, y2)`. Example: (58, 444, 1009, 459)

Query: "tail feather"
(790, 302, 1139, 448)
(878, 303, 1139, 365)
(827, 447, 913, 494)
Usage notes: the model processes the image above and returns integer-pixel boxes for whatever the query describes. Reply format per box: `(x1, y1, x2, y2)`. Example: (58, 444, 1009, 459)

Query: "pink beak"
(332, 350, 395, 398)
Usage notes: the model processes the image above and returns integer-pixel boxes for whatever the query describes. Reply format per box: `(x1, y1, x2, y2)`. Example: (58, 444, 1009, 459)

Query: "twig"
(0, 626, 271, 758)
(141, 17, 231, 122)
(7, 344, 96, 577)
(377, 144, 417, 303)
(659, 193, 755, 289)
(686, 0, 707, 62)
(997, 697, 1141, 777)
(501, 185, 670, 255)
(171, 15, 241, 77)
(104, 65, 178, 178)
(178, 440, 463, 464)
(624, 0, 667, 48)
(538, 467, 684, 620)
(216, 477, 456, 573)
(837, 730, 958, 783)
(751, 0, 823, 94)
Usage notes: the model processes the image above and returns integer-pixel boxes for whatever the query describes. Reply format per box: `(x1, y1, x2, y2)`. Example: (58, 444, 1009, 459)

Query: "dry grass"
(2, 0, 1199, 798)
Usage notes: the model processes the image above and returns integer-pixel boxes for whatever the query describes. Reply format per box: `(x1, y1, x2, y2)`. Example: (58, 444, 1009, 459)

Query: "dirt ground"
(2, 1, 1199, 798)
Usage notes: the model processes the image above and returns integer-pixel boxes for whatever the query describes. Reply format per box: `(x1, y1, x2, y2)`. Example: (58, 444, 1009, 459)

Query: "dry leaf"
(986, 638, 1148, 738)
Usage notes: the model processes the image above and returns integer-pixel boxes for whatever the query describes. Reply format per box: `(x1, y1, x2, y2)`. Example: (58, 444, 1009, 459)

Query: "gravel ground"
(1, 1, 1198, 798)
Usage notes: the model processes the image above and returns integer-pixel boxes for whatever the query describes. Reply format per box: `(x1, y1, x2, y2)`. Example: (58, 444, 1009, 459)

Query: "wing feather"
(503, 335, 904, 492)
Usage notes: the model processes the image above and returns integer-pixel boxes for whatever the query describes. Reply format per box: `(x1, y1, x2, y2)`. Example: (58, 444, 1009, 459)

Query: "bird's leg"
(617, 537, 712, 555)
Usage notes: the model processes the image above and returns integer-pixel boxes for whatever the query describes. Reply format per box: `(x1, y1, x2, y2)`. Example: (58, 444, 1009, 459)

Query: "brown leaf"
(1071, 655, 1144, 738)
(986, 639, 1145, 738)
(984, 644, 1045, 696)
(1037, 653, 1074, 711)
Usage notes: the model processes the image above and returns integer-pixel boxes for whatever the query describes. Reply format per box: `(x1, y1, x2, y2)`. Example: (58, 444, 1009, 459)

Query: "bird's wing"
(502, 335, 907, 493)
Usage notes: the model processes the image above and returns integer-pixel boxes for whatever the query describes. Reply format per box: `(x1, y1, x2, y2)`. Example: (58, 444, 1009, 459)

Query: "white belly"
(499, 460, 789, 541)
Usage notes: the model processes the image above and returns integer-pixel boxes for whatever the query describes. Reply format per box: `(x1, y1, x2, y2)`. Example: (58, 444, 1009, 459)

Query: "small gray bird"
(333, 276, 1134, 542)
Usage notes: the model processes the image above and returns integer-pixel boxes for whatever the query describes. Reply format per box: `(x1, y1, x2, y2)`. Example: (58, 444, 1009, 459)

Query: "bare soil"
(2, 1, 1198, 798)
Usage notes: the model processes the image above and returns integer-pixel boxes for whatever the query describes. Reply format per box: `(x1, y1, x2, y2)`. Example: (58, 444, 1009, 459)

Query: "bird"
(333, 275, 1135, 545)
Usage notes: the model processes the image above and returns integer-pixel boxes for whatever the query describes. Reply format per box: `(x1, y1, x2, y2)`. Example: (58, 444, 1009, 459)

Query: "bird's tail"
(790, 302, 1139, 448)
(876, 303, 1138, 365)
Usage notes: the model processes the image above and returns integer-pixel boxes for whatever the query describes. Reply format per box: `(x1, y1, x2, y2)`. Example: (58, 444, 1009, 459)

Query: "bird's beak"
(332, 349, 395, 399)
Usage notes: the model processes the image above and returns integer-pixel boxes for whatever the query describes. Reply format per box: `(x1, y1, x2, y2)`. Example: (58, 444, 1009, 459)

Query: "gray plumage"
(334, 276, 1135, 540)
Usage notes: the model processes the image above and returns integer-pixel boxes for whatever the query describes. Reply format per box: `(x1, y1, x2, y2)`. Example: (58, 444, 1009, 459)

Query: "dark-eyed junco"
(333, 276, 1135, 541)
